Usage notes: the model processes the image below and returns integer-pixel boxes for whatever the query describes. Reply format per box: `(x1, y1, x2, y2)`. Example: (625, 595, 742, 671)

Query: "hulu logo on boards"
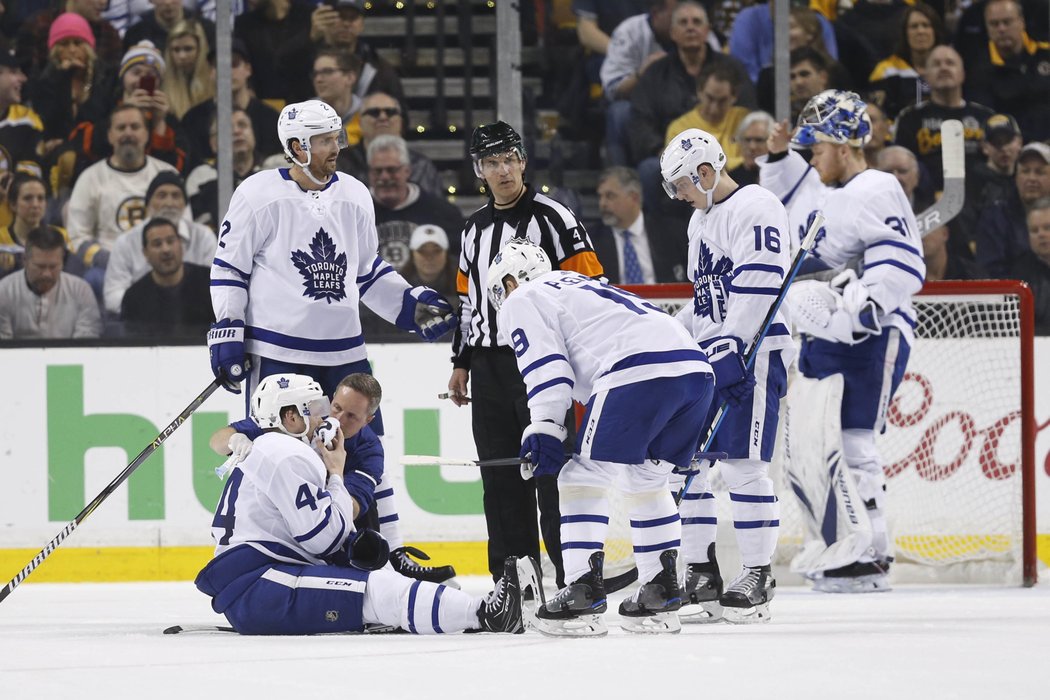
(46, 366, 482, 521)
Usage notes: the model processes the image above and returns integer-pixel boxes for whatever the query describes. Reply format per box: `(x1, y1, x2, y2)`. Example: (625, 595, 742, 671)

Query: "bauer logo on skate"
(291, 227, 347, 303)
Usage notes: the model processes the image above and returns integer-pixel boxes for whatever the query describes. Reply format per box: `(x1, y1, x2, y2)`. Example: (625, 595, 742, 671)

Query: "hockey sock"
(625, 488, 681, 584)
(674, 463, 717, 563)
(374, 474, 405, 550)
(722, 459, 779, 568)
(558, 484, 611, 583)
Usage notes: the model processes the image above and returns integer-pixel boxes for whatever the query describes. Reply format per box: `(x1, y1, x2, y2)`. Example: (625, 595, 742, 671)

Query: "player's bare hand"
(768, 119, 791, 155)
(447, 369, 470, 407)
(321, 426, 346, 476)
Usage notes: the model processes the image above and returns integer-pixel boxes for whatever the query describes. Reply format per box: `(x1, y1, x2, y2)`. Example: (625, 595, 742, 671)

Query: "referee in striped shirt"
(446, 122, 604, 587)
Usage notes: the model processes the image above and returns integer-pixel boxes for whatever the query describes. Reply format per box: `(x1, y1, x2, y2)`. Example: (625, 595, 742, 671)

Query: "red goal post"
(622, 280, 1037, 586)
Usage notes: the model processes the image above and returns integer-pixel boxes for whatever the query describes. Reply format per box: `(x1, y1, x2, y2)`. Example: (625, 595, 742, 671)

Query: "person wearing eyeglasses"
(336, 91, 441, 195)
(311, 48, 364, 147)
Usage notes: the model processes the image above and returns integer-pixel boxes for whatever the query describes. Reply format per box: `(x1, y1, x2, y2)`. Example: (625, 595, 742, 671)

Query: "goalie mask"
(251, 374, 327, 439)
(277, 100, 348, 182)
(792, 90, 872, 149)
(660, 128, 726, 209)
(486, 238, 551, 311)
(469, 121, 527, 178)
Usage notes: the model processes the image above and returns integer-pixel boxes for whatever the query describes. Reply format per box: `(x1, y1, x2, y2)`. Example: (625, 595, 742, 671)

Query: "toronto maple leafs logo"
(681, 138, 693, 151)
(693, 241, 734, 322)
(277, 377, 290, 389)
(291, 228, 347, 303)
(286, 107, 298, 120)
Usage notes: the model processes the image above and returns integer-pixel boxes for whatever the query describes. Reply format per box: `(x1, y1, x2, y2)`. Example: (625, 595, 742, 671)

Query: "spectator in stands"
(0, 45, 42, 180)
(976, 142, 1050, 276)
(591, 165, 685, 284)
(876, 146, 925, 210)
(0, 225, 101, 340)
(120, 216, 213, 338)
(123, 0, 216, 52)
(759, 46, 830, 124)
(866, 2, 944, 120)
(367, 135, 464, 270)
(863, 101, 891, 169)
(836, 0, 911, 82)
(66, 104, 178, 294)
(281, 0, 403, 103)
(233, 0, 313, 102)
(628, 1, 753, 204)
(399, 224, 457, 301)
(599, 0, 676, 166)
(180, 39, 281, 164)
(666, 64, 750, 171)
(26, 13, 114, 158)
(312, 48, 363, 147)
(894, 45, 995, 193)
(728, 110, 773, 187)
(964, 0, 1050, 141)
(730, 0, 838, 84)
(0, 175, 79, 281)
(956, 113, 1024, 257)
(161, 19, 213, 120)
(1010, 197, 1050, 334)
(336, 91, 440, 195)
(573, 0, 649, 81)
(104, 171, 215, 315)
(923, 223, 986, 281)
(954, 0, 1049, 73)
(185, 109, 263, 229)
(17, 0, 123, 76)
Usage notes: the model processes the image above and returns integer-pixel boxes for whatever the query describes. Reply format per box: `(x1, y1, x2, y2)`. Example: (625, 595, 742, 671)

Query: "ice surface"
(1, 578, 1046, 700)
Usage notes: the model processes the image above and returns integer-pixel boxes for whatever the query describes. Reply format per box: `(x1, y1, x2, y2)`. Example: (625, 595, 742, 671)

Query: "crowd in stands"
(0, 0, 1047, 342)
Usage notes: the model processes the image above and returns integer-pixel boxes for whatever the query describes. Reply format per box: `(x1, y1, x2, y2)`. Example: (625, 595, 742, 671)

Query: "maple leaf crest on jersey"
(291, 227, 348, 303)
(693, 240, 734, 321)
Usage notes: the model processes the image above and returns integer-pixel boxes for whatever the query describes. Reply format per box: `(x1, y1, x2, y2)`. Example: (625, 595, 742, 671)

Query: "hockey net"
(607, 280, 1037, 586)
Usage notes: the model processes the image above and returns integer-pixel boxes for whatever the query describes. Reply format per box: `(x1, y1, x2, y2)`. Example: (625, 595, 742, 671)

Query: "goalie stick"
(0, 378, 222, 605)
(916, 118, 965, 238)
(675, 212, 825, 505)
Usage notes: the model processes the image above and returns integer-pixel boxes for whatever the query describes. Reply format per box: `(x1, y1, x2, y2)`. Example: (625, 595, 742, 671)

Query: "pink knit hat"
(48, 12, 96, 50)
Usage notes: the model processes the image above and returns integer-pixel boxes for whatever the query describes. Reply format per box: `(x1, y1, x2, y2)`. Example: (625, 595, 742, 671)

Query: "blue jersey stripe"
(213, 257, 251, 279)
(734, 519, 781, 529)
(210, 279, 248, 290)
(681, 516, 717, 525)
(561, 541, 605, 550)
(321, 513, 348, 557)
(378, 514, 399, 524)
(629, 513, 680, 528)
(726, 283, 779, 295)
(248, 327, 365, 352)
(526, 376, 573, 400)
(681, 491, 715, 501)
(633, 539, 681, 553)
(356, 256, 384, 284)
(864, 259, 925, 286)
(407, 581, 421, 633)
(431, 584, 446, 633)
(294, 505, 333, 542)
(729, 493, 778, 503)
(522, 353, 569, 378)
(375, 488, 395, 499)
(560, 514, 610, 524)
(868, 239, 922, 259)
(735, 263, 785, 276)
(358, 265, 395, 297)
(605, 348, 708, 375)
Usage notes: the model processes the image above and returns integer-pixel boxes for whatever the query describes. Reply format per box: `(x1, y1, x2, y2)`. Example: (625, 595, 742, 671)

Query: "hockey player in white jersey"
(760, 90, 925, 592)
(195, 373, 535, 635)
(660, 128, 795, 623)
(207, 99, 455, 404)
(488, 239, 715, 636)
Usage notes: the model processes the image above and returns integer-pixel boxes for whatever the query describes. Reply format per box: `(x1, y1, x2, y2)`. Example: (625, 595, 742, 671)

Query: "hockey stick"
(916, 119, 965, 238)
(401, 454, 525, 468)
(163, 623, 404, 635)
(0, 378, 222, 604)
(675, 212, 825, 505)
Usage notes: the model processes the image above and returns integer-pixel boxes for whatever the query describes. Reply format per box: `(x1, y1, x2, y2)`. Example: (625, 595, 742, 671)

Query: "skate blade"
(812, 574, 891, 594)
(721, 603, 771, 624)
(620, 612, 681, 635)
(679, 600, 724, 624)
(534, 614, 608, 638)
(516, 559, 546, 631)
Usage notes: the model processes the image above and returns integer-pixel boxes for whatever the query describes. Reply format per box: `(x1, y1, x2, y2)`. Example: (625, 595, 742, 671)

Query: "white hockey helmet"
(250, 374, 325, 438)
(660, 128, 727, 201)
(792, 89, 872, 149)
(277, 99, 348, 169)
(486, 238, 552, 311)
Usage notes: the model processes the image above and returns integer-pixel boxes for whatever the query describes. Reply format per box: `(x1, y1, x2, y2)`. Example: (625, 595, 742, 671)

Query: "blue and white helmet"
(792, 90, 872, 149)
(251, 374, 325, 438)
(660, 128, 726, 199)
(277, 99, 348, 168)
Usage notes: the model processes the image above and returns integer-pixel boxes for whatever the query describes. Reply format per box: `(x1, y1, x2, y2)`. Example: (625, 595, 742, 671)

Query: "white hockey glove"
(215, 433, 253, 479)
(787, 273, 881, 345)
(313, 416, 339, 451)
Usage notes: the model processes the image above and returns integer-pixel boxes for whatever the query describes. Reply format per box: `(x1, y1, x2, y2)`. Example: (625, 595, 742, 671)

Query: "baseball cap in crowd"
(48, 12, 96, 50)
(1019, 142, 1050, 165)
(120, 40, 166, 81)
(409, 224, 449, 251)
(984, 113, 1021, 146)
(0, 47, 19, 69)
(146, 171, 187, 204)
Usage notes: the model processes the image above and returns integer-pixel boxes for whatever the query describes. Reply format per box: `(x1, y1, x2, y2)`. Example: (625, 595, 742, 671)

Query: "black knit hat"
(146, 171, 186, 204)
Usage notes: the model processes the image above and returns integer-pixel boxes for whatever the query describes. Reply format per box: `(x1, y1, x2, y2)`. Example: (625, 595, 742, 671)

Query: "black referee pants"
(470, 347, 566, 588)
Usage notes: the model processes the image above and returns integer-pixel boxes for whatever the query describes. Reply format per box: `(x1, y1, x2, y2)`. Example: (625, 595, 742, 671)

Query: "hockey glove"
(314, 417, 339, 450)
(830, 270, 881, 338)
(346, 528, 390, 571)
(215, 432, 253, 479)
(396, 287, 455, 341)
(207, 319, 248, 393)
(519, 421, 568, 480)
(710, 349, 756, 408)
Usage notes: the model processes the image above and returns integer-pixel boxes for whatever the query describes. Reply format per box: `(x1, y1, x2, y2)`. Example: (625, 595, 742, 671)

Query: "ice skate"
(680, 543, 724, 624)
(516, 555, 545, 630)
(618, 550, 683, 634)
(477, 556, 527, 634)
(534, 551, 608, 637)
(390, 546, 459, 588)
(812, 559, 892, 594)
(720, 564, 774, 624)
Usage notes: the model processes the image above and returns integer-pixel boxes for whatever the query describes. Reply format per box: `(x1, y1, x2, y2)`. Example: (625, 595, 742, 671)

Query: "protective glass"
(662, 175, 694, 199)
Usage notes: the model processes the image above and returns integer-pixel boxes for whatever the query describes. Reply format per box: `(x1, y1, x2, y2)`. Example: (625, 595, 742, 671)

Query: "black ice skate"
(477, 556, 527, 634)
(813, 558, 891, 594)
(720, 564, 775, 624)
(534, 551, 608, 637)
(390, 546, 459, 587)
(618, 549, 683, 634)
(681, 543, 724, 624)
